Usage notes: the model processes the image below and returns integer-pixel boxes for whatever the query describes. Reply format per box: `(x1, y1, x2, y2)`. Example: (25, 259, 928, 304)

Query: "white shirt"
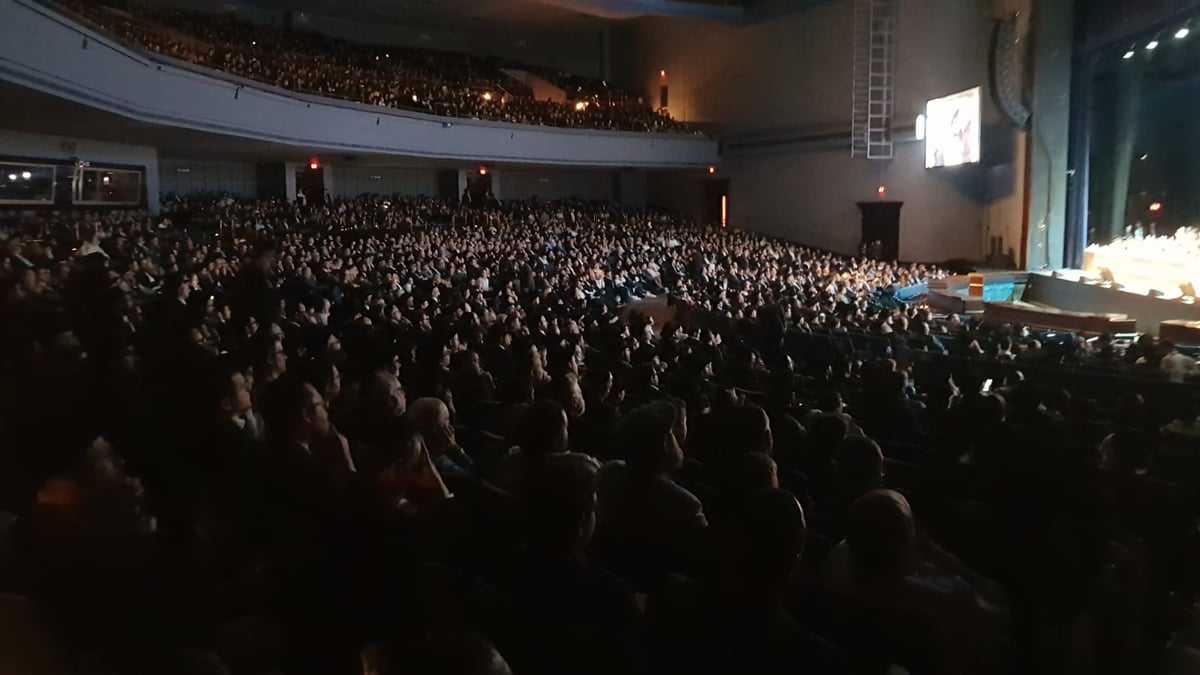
(1162, 351, 1198, 383)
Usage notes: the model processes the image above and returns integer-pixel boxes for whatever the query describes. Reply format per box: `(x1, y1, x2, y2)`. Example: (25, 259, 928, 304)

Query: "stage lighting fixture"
(1177, 27, 1190, 39)
(1123, 50, 1135, 59)
(1147, 40, 1160, 50)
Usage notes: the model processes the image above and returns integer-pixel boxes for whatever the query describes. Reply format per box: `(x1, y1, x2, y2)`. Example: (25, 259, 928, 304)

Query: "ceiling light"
(21, 171, 31, 179)
(1123, 50, 1135, 59)
(6, 174, 15, 181)
(1146, 40, 1159, 50)
(1177, 27, 1190, 39)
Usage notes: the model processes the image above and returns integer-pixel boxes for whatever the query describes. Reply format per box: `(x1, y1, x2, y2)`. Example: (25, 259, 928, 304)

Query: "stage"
(924, 231, 1200, 338)
(1022, 271, 1200, 335)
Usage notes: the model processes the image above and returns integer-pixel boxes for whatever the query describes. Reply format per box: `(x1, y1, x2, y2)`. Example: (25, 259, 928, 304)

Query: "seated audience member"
(824, 490, 1009, 673)
(571, 368, 621, 459)
(491, 399, 598, 496)
(795, 413, 850, 484)
(407, 397, 474, 478)
(450, 349, 497, 404)
(344, 370, 411, 471)
(1162, 397, 1200, 443)
(594, 401, 707, 589)
(648, 489, 839, 675)
(498, 455, 640, 675)
(811, 435, 886, 538)
(801, 390, 864, 436)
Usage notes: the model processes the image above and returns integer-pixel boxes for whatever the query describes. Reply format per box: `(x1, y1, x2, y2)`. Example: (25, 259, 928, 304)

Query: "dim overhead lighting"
(1177, 27, 1190, 39)
(21, 171, 31, 179)
(1149, 202, 1163, 212)
(1123, 50, 1135, 59)
(1146, 40, 1159, 50)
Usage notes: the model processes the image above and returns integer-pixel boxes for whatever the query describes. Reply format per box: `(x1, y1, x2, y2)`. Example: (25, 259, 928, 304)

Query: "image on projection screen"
(925, 86, 982, 169)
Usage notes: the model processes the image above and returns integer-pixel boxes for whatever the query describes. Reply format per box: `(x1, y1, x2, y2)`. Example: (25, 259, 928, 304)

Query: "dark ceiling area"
(211, 0, 751, 26)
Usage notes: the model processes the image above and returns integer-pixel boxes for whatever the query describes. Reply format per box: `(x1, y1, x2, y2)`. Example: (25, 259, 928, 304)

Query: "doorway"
(465, 173, 492, 207)
(703, 178, 729, 228)
(295, 166, 325, 206)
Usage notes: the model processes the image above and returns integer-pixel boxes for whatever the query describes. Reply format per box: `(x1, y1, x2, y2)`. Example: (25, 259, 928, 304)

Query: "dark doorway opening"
(295, 166, 325, 206)
(703, 178, 729, 228)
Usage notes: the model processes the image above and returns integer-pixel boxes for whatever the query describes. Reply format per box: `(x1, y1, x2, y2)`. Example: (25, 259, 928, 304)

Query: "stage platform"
(927, 270, 1200, 337)
(1024, 271, 1200, 335)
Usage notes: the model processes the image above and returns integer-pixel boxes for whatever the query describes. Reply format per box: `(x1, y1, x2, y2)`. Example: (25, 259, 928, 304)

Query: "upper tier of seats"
(57, 0, 702, 135)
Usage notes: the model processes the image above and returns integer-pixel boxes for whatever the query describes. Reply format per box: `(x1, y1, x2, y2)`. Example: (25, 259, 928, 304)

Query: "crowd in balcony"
(57, 1, 700, 134)
(0, 193, 1199, 674)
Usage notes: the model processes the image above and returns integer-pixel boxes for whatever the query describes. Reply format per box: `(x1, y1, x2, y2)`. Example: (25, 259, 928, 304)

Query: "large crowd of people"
(59, 1, 699, 134)
(1, 192, 1199, 675)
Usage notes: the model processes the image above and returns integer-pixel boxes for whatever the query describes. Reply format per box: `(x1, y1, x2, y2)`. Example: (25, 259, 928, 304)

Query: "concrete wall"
(622, 0, 1028, 263)
(0, 128, 159, 209)
(647, 170, 708, 217)
(330, 166, 439, 198)
(498, 168, 616, 201)
(0, 0, 717, 169)
(159, 159, 256, 197)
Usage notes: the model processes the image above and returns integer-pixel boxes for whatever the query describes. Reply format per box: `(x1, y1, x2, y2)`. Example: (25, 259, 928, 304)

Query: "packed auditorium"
(0, 0, 1198, 674)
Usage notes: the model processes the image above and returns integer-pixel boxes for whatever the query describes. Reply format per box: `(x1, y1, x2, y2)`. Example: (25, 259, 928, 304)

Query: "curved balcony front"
(0, 0, 720, 168)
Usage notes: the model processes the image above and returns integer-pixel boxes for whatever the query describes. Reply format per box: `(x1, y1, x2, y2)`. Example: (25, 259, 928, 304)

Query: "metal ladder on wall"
(851, 0, 896, 159)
